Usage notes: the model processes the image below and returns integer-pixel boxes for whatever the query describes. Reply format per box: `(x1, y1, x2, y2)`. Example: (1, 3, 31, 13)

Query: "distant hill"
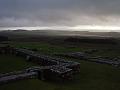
(0, 30, 120, 38)
(12, 29, 28, 32)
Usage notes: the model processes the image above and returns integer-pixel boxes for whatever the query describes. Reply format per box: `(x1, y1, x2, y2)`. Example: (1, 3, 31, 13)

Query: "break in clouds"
(0, 0, 120, 29)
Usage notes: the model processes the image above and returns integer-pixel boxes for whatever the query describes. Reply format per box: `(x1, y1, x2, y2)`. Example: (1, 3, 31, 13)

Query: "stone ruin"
(0, 46, 80, 85)
(56, 52, 120, 67)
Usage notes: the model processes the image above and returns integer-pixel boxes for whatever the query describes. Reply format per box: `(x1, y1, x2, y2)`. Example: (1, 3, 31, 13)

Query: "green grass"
(9, 41, 120, 56)
(0, 54, 37, 73)
(9, 42, 84, 55)
(0, 41, 120, 90)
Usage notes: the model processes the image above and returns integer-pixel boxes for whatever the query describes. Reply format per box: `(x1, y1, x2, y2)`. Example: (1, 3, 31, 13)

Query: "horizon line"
(0, 25, 120, 32)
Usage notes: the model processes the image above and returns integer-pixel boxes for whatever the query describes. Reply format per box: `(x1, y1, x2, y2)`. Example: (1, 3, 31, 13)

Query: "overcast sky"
(0, 0, 120, 31)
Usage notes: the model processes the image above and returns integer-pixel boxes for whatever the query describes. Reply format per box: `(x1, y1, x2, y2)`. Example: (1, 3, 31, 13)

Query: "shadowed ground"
(0, 41, 120, 90)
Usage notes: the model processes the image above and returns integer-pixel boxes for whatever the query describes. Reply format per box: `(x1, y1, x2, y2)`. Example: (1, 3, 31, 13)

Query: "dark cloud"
(0, 0, 120, 27)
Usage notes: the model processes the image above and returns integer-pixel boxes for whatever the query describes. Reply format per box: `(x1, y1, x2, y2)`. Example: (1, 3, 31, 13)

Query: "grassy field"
(0, 54, 37, 73)
(9, 41, 120, 56)
(0, 41, 120, 90)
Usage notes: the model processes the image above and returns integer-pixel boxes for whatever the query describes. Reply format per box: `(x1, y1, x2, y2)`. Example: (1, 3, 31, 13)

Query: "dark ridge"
(12, 29, 28, 32)
(64, 37, 117, 44)
(0, 36, 9, 42)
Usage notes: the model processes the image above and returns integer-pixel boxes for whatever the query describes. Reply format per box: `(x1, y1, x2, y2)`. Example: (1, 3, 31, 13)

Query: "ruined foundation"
(0, 46, 80, 85)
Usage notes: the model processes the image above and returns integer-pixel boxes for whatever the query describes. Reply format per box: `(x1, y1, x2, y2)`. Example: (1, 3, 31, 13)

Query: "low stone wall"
(56, 52, 120, 67)
(0, 69, 37, 85)
(0, 46, 80, 85)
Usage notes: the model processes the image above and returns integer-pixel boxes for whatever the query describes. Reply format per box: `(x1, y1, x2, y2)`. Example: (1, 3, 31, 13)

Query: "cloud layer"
(0, 0, 120, 28)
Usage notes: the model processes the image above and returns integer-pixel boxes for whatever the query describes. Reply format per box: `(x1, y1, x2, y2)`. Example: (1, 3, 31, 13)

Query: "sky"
(1, 0, 120, 31)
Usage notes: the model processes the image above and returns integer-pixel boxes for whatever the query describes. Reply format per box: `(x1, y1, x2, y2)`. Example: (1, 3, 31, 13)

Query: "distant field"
(8, 41, 120, 57)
